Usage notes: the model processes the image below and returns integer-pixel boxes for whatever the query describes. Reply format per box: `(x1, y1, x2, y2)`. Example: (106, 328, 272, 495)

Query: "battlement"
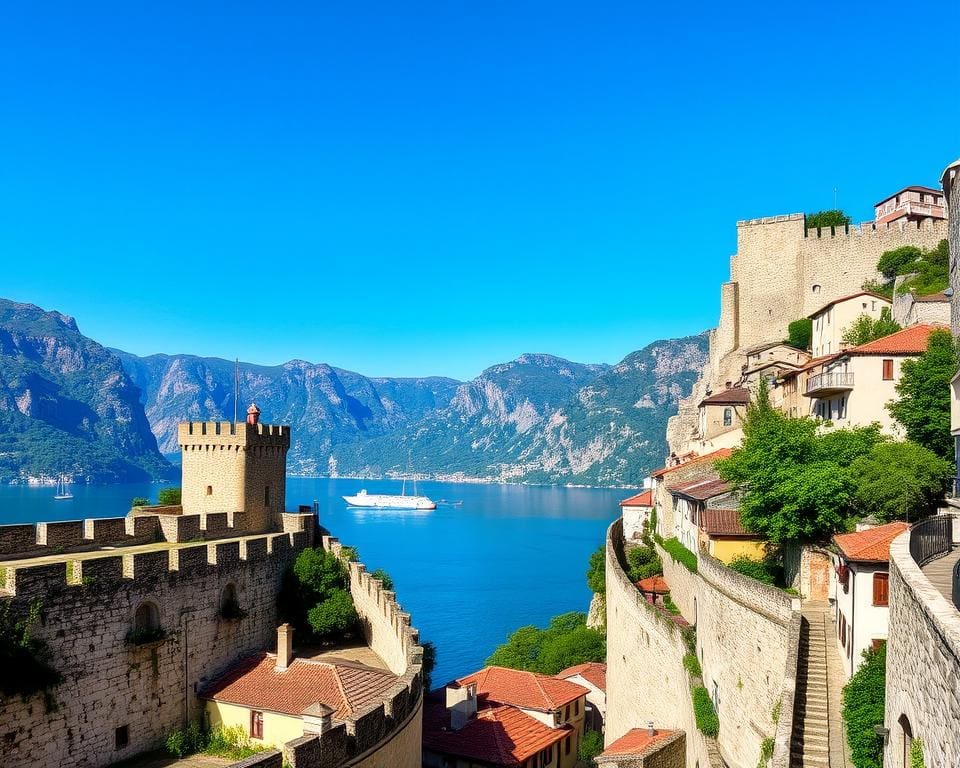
(0, 511, 313, 563)
(0, 529, 310, 599)
(736, 213, 805, 227)
(735, 211, 948, 240)
(178, 421, 291, 449)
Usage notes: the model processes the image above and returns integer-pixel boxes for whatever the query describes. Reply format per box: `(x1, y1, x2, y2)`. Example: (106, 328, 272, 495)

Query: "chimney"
(276, 623, 294, 670)
(647, 721, 655, 737)
(302, 702, 333, 735)
(247, 402, 261, 426)
(446, 683, 477, 730)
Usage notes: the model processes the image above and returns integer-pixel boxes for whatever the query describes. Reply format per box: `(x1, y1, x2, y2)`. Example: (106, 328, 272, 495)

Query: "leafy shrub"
(626, 544, 662, 582)
(307, 588, 359, 639)
(850, 441, 952, 523)
(586, 545, 605, 594)
(758, 736, 774, 767)
(157, 486, 181, 505)
(486, 612, 605, 675)
(130, 496, 150, 507)
(806, 210, 851, 229)
(842, 643, 885, 768)
(841, 308, 901, 347)
(877, 245, 923, 280)
(660, 537, 697, 572)
(663, 595, 680, 615)
(165, 721, 204, 758)
(371, 568, 394, 591)
(897, 239, 949, 296)
(728, 556, 778, 585)
(692, 686, 720, 737)
(682, 651, 702, 677)
(205, 724, 260, 759)
(579, 729, 604, 762)
(785, 318, 812, 350)
(911, 739, 924, 768)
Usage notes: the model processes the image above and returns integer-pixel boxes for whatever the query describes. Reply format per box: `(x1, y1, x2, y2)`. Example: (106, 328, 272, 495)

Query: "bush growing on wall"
(692, 686, 720, 737)
(586, 545, 605, 594)
(279, 547, 360, 642)
(157, 486, 181, 505)
(0, 599, 62, 704)
(842, 643, 885, 768)
(659, 536, 697, 572)
(626, 544, 662, 581)
(785, 318, 812, 351)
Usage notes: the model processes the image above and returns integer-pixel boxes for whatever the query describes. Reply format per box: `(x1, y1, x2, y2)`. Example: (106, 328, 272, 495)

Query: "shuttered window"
(873, 572, 889, 606)
(882, 359, 894, 380)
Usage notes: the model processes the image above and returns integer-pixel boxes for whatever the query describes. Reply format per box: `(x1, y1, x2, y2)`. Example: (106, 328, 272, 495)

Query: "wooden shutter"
(882, 359, 894, 380)
(873, 572, 889, 606)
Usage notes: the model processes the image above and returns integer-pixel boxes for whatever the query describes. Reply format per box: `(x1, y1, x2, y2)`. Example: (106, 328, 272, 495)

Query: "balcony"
(804, 372, 854, 397)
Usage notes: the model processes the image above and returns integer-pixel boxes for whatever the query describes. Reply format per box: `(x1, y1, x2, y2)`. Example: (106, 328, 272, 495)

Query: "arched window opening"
(206, 485, 213, 496)
(128, 601, 163, 645)
(220, 583, 245, 620)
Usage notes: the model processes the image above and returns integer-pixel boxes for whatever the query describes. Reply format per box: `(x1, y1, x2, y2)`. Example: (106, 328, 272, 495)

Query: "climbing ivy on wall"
(0, 599, 62, 705)
(841, 644, 885, 768)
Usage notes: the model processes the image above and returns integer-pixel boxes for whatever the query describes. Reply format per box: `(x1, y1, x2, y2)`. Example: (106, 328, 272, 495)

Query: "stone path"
(921, 547, 960, 607)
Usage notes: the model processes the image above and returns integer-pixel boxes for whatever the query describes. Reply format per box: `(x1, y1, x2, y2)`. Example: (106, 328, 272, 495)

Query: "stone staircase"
(791, 605, 832, 767)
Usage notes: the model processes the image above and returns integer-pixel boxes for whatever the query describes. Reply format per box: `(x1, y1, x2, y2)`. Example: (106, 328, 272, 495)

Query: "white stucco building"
(809, 291, 891, 358)
(619, 489, 653, 541)
(830, 522, 909, 679)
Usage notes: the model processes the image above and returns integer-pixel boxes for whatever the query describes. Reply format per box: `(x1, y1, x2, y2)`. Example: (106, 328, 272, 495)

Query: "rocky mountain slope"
(328, 336, 708, 485)
(0, 300, 172, 482)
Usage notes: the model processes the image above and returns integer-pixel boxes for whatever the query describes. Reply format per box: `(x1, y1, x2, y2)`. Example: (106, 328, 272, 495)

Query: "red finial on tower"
(246, 403, 261, 426)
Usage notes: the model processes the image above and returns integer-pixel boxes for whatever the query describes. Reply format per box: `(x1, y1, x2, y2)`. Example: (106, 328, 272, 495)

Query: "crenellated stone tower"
(178, 403, 290, 533)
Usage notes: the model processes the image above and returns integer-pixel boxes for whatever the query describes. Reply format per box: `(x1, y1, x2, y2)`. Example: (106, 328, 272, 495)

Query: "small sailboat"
(54, 474, 74, 500)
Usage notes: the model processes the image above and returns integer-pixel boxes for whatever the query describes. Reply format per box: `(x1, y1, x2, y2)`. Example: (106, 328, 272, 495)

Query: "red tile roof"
(635, 576, 670, 594)
(875, 185, 943, 206)
(200, 653, 397, 719)
(422, 695, 570, 767)
(807, 291, 891, 319)
(846, 324, 947, 356)
(456, 667, 588, 712)
(620, 490, 653, 507)
(651, 448, 734, 479)
(699, 509, 755, 537)
(555, 662, 607, 693)
(833, 522, 910, 563)
(698, 386, 751, 407)
(601, 727, 677, 757)
(670, 476, 730, 502)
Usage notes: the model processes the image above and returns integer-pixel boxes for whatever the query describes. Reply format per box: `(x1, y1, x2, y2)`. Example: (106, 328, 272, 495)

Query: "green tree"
(897, 239, 950, 296)
(421, 640, 437, 692)
(157, 486, 181, 505)
(841, 308, 901, 347)
(842, 644, 886, 768)
(486, 612, 605, 675)
(586, 545, 605, 594)
(293, 548, 348, 601)
(877, 245, 922, 280)
(626, 544, 662, 581)
(371, 568, 394, 591)
(850, 442, 952, 523)
(887, 329, 956, 461)
(307, 589, 358, 639)
(578, 730, 604, 764)
(806, 210, 852, 229)
(130, 496, 150, 507)
(786, 318, 813, 350)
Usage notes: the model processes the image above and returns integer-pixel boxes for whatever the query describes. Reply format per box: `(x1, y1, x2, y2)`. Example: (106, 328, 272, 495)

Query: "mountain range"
(0, 298, 709, 486)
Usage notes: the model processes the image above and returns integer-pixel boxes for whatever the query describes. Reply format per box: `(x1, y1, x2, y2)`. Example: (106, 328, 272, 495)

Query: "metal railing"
(806, 371, 854, 394)
(910, 514, 955, 567)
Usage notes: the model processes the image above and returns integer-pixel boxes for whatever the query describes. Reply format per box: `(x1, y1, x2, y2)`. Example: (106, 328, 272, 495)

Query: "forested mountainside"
(0, 300, 172, 483)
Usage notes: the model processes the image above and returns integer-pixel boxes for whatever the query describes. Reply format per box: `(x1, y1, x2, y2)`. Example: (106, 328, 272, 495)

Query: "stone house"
(739, 341, 810, 385)
(596, 728, 684, 768)
(803, 324, 946, 434)
(874, 185, 947, 226)
(556, 662, 606, 734)
(670, 479, 763, 564)
(650, 448, 733, 542)
(695, 386, 750, 448)
(830, 522, 908, 679)
(619, 490, 653, 541)
(422, 666, 589, 768)
(201, 625, 398, 749)
(808, 291, 892, 358)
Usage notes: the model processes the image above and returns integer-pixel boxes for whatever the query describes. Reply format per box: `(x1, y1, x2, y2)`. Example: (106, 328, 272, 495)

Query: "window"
(115, 726, 129, 750)
(883, 359, 894, 380)
(206, 485, 212, 496)
(723, 407, 732, 427)
(264, 486, 270, 506)
(574, 698, 579, 716)
(250, 710, 264, 740)
(873, 572, 889, 606)
(812, 284, 821, 295)
(565, 735, 571, 755)
(564, 705, 570, 721)
(838, 396, 846, 420)
(133, 602, 160, 634)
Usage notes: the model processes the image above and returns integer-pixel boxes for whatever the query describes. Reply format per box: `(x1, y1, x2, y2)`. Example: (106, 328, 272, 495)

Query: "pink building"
(874, 185, 946, 225)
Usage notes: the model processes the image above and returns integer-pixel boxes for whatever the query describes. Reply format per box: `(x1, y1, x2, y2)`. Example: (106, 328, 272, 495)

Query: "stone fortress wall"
(606, 518, 800, 768)
(670, 214, 948, 456)
(0, 511, 314, 768)
(882, 531, 960, 767)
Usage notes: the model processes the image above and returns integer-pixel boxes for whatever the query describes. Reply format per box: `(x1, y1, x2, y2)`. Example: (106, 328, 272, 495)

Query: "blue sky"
(1, 2, 957, 380)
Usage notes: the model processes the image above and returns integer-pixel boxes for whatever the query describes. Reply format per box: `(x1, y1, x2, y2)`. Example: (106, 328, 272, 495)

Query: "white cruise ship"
(342, 488, 437, 510)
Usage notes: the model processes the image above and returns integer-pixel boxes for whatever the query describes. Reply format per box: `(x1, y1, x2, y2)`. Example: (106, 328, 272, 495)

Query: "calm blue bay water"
(0, 478, 622, 685)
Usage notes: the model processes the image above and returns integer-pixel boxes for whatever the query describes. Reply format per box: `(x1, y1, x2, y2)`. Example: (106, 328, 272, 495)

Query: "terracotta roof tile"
(200, 653, 397, 719)
(635, 576, 670, 594)
(698, 387, 751, 407)
(601, 727, 677, 757)
(670, 476, 730, 501)
(555, 662, 607, 692)
(699, 509, 753, 537)
(651, 449, 733, 479)
(422, 694, 570, 767)
(833, 522, 910, 563)
(456, 667, 588, 712)
(846, 324, 947, 356)
(620, 490, 653, 507)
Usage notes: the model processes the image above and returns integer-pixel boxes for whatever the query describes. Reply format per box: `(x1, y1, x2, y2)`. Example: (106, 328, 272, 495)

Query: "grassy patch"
(659, 537, 697, 572)
(692, 686, 719, 737)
